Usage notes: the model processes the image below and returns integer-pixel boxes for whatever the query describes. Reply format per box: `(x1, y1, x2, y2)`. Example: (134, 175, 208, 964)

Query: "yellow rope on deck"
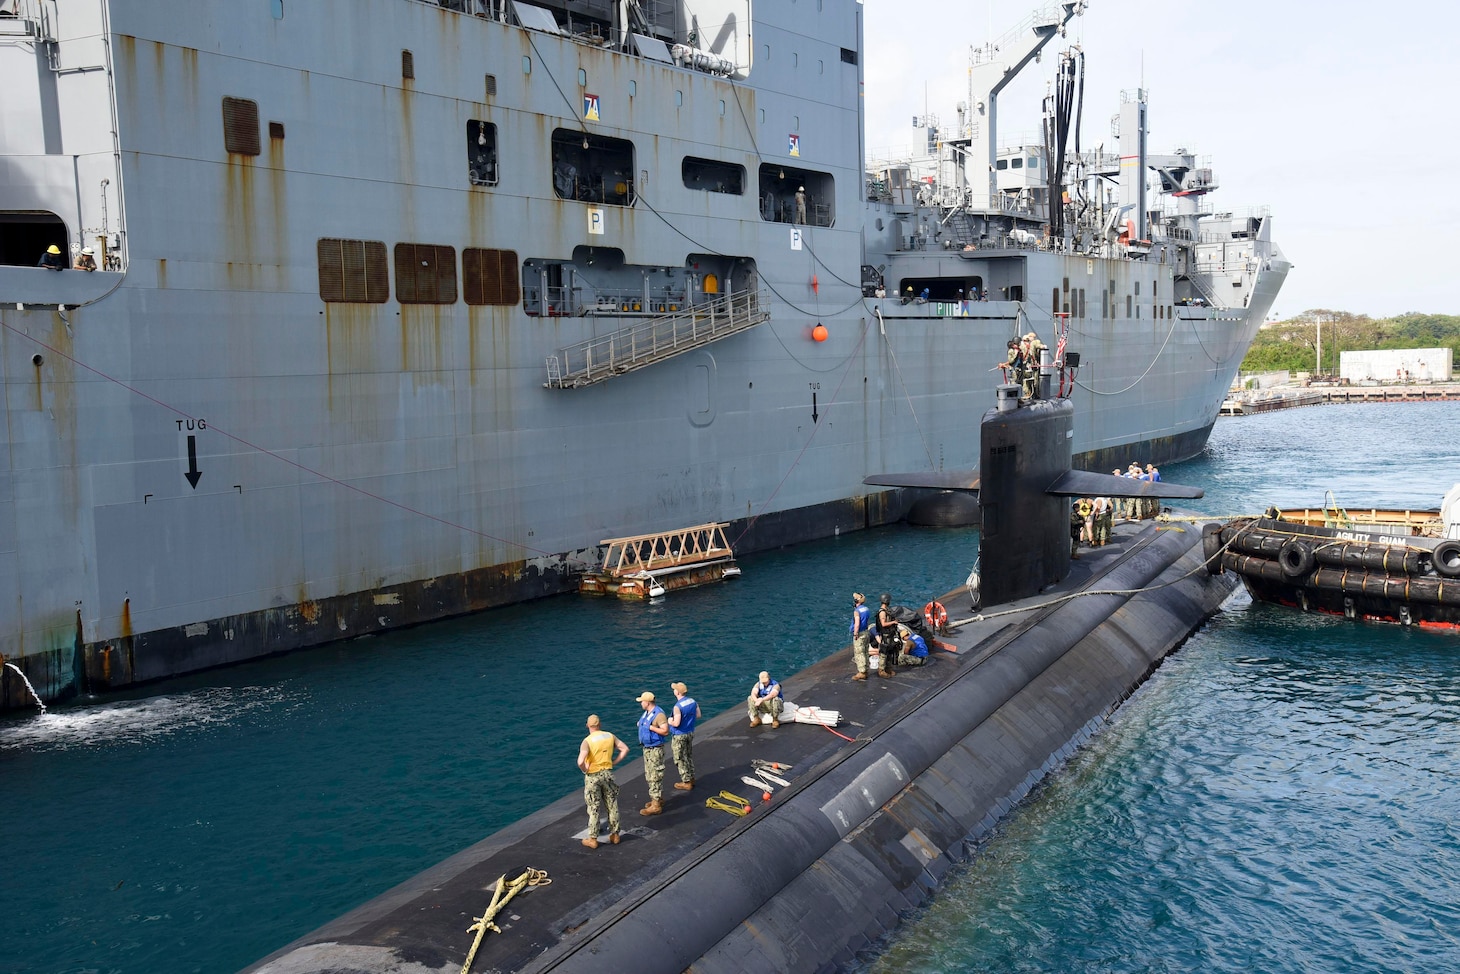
(460, 867, 551, 974)
(706, 790, 754, 816)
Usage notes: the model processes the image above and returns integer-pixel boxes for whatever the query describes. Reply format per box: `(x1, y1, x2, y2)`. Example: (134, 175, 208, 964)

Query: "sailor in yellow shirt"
(576, 714, 629, 849)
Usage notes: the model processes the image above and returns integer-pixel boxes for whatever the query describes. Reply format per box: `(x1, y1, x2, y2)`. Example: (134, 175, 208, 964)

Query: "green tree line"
(1240, 311, 1460, 374)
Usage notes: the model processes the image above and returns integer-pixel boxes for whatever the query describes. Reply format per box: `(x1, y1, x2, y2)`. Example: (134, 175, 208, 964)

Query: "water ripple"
(869, 599, 1460, 973)
(0, 685, 301, 752)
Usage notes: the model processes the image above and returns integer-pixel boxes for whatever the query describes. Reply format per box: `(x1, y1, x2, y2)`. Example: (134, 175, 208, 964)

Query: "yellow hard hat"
(47, 245, 60, 255)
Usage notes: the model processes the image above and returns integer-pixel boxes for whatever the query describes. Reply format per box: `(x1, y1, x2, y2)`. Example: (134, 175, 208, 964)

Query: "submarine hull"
(249, 520, 1236, 974)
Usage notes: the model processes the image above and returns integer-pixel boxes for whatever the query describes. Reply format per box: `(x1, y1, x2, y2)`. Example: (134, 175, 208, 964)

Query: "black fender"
(1433, 539, 1460, 579)
(1201, 523, 1225, 576)
(1278, 538, 1315, 578)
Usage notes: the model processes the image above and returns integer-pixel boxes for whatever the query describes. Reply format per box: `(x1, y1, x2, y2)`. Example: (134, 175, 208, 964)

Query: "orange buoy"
(811, 323, 828, 342)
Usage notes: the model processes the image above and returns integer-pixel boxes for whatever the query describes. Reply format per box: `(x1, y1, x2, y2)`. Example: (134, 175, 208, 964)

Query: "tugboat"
(1208, 487, 1460, 628)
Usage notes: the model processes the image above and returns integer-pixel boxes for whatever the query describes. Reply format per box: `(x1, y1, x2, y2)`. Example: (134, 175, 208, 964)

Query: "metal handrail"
(546, 290, 769, 388)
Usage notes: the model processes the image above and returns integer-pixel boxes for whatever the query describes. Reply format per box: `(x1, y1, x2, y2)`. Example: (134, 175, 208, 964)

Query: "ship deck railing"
(544, 290, 769, 388)
(592, 522, 735, 578)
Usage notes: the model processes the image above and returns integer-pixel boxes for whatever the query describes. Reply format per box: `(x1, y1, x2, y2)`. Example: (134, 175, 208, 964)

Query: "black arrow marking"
(184, 435, 202, 489)
(812, 391, 820, 423)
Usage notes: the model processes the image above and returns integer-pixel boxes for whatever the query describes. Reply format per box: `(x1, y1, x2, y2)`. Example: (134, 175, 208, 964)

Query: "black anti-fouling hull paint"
(525, 525, 1232, 973)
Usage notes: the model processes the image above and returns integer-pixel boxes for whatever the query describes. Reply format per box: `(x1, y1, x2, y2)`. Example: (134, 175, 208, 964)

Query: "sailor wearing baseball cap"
(635, 690, 669, 816)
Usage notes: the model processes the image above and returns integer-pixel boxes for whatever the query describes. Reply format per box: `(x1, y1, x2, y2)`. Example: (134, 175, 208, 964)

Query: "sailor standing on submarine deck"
(635, 691, 669, 817)
(850, 592, 873, 681)
(667, 682, 697, 792)
(577, 714, 629, 849)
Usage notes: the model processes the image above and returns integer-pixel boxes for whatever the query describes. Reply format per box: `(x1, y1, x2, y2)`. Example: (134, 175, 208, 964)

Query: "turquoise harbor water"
(3, 401, 1459, 973)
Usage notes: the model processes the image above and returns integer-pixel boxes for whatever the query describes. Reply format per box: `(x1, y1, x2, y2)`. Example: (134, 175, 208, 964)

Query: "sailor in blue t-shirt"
(668, 681, 698, 791)
(895, 624, 930, 667)
(850, 592, 873, 680)
(635, 691, 670, 816)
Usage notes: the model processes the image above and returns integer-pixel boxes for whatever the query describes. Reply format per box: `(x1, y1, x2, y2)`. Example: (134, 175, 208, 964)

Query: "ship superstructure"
(0, 0, 1286, 708)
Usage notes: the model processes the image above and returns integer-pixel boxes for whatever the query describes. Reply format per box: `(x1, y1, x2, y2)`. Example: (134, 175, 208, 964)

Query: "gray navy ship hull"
(0, 0, 1286, 709)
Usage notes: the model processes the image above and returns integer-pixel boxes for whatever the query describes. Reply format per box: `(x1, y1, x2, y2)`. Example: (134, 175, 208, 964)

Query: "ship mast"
(965, 2, 1085, 212)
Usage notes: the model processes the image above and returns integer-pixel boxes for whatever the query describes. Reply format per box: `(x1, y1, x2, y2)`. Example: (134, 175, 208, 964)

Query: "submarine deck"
(249, 517, 1231, 974)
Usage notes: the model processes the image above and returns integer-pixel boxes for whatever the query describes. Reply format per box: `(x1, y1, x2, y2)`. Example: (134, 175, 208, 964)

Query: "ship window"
(1126, 294, 1132, 317)
(794, 115, 800, 129)
(897, 276, 981, 302)
(317, 238, 388, 303)
(1028, 156, 1038, 168)
(683, 157, 745, 195)
(676, 89, 683, 107)
(1102, 289, 1108, 318)
(996, 159, 1008, 171)
(394, 243, 457, 304)
(463, 248, 520, 306)
(222, 97, 260, 156)
(467, 120, 498, 186)
(1052, 288, 1059, 314)
(719, 99, 726, 116)
(268, 121, 284, 140)
(551, 129, 636, 206)
(759, 108, 765, 124)
(523, 56, 531, 74)
(1011, 158, 1023, 169)
(758, 164, 834, 227)
(1079, 288, 1086, 318)
(485, 74, 497, 97)
(1062, 277, 1069, 292)
(271, 0, 283, 19)
(818, 59, 824, 74)
(1134, 281, 1141, 295)
(793, 52, 799, 68)
(628, 79, 636, 97)
(402, 50, 415, 80)
(840, 47, 857, 64)
(578, 68, 587, 86)
(0, 211, 68, 268)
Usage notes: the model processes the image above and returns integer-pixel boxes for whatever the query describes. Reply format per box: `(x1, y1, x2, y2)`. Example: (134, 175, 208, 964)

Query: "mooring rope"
(460, 867, 551, 974)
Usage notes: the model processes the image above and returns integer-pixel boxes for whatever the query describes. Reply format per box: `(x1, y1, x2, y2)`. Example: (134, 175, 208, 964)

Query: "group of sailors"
(36, 244, 97, 272)
(1070, 462, 1163, 553)
(1000, 331, 1047, 397)
(848, 592, 930, 680)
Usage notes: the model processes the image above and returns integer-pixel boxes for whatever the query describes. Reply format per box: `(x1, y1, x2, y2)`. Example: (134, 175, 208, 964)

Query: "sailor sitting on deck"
(747, 671, 783, 728)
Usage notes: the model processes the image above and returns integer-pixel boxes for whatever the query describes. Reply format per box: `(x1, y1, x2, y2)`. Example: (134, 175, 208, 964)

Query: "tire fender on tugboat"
(1278, 538, 1316, 578)
(1201, 523, 1225, 576)
(1433, 539, 1460, 578)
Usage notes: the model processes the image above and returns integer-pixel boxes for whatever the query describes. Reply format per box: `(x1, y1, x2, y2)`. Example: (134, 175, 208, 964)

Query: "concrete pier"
(248, 514, 1236, 974)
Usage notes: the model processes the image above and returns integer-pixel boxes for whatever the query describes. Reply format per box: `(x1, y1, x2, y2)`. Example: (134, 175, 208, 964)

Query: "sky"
(860, 0, 1460, 321)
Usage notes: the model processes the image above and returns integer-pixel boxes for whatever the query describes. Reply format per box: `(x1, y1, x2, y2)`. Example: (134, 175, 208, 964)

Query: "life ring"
(1201, 523, 1225, 576)
(923, 600, 949, 631)
(1433, 539, 1460, 578)
(1278, 538, 1315, 578)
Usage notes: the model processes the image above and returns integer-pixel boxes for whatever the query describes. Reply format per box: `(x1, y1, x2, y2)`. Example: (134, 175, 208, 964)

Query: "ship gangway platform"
(577, 522, 740, 598)
(544, 291, 769, 389)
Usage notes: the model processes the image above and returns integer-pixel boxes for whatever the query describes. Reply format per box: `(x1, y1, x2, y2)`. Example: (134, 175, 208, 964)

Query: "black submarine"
(247, 360, 1236, 974)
